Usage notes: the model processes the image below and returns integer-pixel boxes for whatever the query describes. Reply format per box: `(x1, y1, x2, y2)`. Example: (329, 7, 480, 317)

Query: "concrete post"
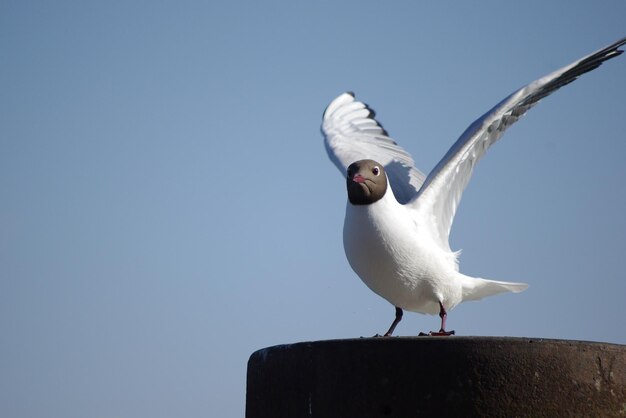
(246, 337, 626, 417)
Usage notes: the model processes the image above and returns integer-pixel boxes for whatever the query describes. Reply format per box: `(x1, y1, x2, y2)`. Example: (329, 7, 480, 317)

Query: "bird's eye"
(372, 166, 380, 175)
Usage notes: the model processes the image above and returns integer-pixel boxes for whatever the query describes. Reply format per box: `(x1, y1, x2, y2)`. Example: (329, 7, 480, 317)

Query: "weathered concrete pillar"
(246, 337, 626, 417)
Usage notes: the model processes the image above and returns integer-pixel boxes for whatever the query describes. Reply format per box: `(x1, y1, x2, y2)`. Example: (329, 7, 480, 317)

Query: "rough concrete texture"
(246, 337, 626, 417)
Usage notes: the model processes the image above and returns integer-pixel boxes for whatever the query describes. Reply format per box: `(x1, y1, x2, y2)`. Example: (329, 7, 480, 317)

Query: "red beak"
(352, 174, 366, 183)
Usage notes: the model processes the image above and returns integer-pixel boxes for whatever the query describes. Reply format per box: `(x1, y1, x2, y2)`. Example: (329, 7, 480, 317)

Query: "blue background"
(2, 1, 625, 417)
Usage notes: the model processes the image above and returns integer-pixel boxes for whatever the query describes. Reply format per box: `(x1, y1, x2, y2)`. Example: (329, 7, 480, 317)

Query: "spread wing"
(411, 36, 626, 252)
(321, 92, 426, 204)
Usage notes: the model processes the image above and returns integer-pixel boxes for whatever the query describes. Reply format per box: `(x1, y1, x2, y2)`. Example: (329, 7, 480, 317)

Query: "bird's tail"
(458, 274, 528, 302)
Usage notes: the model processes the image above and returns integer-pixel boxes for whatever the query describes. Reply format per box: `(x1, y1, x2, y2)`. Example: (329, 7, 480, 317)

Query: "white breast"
(342, 191, 462, 315)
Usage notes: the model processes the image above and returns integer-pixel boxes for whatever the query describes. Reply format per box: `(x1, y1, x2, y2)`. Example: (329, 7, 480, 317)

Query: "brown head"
(346, 159, 388, 205)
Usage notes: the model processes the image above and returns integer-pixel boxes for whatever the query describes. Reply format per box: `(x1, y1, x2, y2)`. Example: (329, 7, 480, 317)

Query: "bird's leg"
(439, 302, 448, 332)
(428, 302, 455, 336)
(383, 307, 403, 336)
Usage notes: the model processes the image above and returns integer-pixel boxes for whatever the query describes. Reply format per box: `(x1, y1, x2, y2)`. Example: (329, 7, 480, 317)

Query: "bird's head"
(346, 159, 388, 205)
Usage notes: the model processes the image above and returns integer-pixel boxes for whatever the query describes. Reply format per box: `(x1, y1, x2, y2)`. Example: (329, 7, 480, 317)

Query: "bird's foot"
(418, 330, 455, 337)
(430, 330, 455, 336)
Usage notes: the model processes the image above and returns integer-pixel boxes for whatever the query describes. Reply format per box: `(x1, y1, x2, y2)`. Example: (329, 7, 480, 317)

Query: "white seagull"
(321, 37, 626, 336)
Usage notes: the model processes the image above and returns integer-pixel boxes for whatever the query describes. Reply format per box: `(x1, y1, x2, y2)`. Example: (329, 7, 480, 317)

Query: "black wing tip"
(568, 36, 626, 76)
(584, 35, 626, 67)
(519, 36, 626, 108)
(595, 36, 626, 60)
(613, 35, 626, 49)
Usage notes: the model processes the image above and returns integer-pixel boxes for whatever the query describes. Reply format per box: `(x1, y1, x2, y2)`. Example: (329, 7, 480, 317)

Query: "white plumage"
(321, 37, 626, 335)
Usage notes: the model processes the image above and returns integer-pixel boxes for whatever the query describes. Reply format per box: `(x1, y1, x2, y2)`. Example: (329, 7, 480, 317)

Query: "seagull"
(321, 37, 626, 337)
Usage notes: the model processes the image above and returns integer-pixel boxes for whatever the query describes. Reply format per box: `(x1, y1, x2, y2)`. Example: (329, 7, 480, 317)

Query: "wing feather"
(321, 92, 426, 204)
(411, 36, 626, 251)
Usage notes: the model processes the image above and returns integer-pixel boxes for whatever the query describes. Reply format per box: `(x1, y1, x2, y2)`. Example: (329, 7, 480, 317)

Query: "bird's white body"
(344, 183, 459, 315)
(343, 178, 522, 315)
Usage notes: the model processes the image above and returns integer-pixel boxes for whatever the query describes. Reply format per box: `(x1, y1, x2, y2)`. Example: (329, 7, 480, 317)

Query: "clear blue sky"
(2, 1, 625, 417)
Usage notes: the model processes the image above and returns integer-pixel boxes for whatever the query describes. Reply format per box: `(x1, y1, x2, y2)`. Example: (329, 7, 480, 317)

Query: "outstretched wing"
(321, 92, 426, 204)
(411, 36, 626, 252)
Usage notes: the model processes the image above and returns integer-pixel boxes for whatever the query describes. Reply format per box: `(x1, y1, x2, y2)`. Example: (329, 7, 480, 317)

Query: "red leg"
(426, 302, 455, 336)
(439, 302, 447, 332)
